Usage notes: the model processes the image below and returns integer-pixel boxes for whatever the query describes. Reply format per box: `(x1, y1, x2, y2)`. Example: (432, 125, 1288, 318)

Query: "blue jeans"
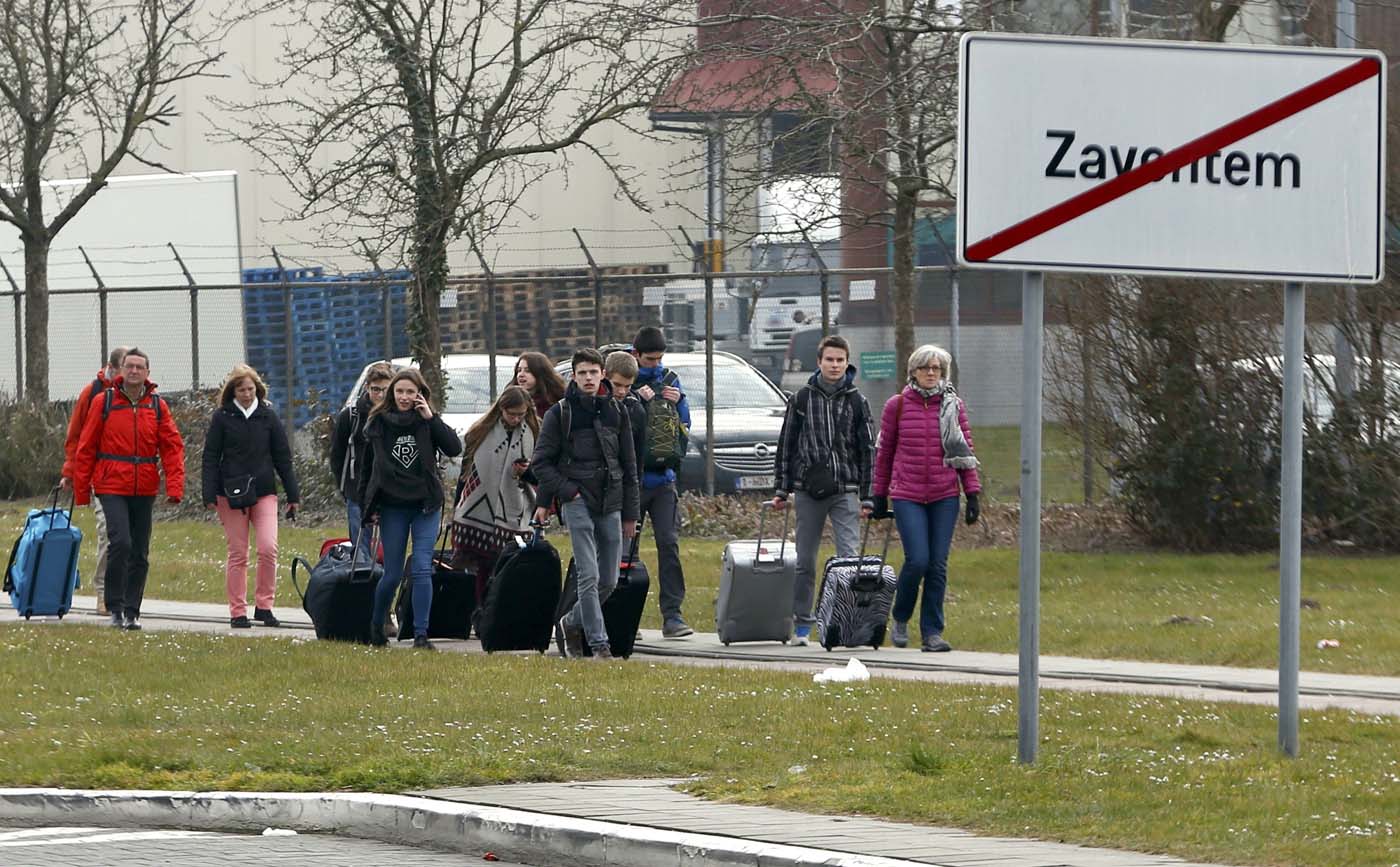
(371, 506, 440, 638)
(891, 497, 960, 637)
(346, 500, 374, 562)
(559, 500, 622, 650)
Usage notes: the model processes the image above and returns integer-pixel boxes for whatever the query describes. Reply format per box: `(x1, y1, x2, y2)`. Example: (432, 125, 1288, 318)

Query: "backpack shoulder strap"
(154, 394, 163, 424)
(101, 388, 115, 421)
(558, 401, 573, 466)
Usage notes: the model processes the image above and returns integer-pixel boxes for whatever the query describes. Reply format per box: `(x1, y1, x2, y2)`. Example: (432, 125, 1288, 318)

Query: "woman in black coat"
(202, 364, 300, 628)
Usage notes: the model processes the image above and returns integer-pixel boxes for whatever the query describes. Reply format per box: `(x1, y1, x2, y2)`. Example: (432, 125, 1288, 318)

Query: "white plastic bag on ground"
(261, 828, 298, 837)
(813, 657, 870, 683)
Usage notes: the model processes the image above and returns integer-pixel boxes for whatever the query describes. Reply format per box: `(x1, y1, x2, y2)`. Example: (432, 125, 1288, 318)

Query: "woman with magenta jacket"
(870, 344, 981, 653)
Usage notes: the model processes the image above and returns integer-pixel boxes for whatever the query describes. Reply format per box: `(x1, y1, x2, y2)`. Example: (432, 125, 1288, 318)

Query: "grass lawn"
(6, 499, 1398, 676)
(0, 627, 1395, 867)
(974, 424, 1106, 504)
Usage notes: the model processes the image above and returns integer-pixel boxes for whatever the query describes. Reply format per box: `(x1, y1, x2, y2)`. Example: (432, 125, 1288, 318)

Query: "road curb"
(0, 788, 925, 867)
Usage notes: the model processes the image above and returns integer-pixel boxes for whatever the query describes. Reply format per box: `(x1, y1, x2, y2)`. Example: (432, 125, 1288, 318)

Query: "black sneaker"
(369, 621, 388, 647)
(122, 616, 142, 632)
(555, 617, 584, 658)
(253, 608, 281, 627)
(109, 612, 124, 629)
(230, 616, 252, 629)
(661, 617, 694, 638)
(412, 635, 436, 651)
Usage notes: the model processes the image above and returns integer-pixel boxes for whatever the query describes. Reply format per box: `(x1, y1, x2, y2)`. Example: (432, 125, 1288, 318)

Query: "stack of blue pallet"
(241, 267, 412, 426)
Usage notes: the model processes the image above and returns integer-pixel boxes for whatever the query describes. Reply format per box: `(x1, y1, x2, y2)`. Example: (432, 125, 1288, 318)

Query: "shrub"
(0, 400, 71, 500)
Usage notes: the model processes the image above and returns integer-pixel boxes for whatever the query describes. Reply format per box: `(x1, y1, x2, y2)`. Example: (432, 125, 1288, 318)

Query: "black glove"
(964, 492, 980, 526)
(871, 495, 891, 519)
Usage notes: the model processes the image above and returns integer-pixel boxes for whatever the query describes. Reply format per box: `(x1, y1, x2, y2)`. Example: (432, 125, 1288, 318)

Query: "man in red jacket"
(71, 348, 186, 630)
(60, 346, 128, 616)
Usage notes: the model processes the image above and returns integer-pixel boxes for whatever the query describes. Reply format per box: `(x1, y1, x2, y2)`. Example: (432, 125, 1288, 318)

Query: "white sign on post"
(956, 34, 1386, 283)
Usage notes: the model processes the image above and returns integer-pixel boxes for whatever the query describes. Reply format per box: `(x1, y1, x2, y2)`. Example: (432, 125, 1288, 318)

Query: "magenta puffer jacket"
(872, 386, 981, 504)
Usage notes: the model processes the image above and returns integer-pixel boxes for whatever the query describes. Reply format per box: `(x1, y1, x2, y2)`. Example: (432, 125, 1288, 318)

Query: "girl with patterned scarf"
(451, 386, 540, 605)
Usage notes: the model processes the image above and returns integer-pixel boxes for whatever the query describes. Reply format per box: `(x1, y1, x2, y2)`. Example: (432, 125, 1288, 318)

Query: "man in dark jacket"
(771, 335, 874, 646)
(532, 348, 639, 660)
(330, 361, 394, 556)
(60, 345, 127, 616)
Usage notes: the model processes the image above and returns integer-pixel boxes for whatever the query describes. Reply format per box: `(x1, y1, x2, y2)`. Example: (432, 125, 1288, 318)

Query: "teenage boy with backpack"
(770, 335, 874, 646)
(629, 326, 693, 638)
(532, 348, 640, 660)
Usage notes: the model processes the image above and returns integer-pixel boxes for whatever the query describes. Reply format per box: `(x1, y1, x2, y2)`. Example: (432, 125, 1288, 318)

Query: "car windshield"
(663, 360, 785, 410)
(442, 364, 516, 414)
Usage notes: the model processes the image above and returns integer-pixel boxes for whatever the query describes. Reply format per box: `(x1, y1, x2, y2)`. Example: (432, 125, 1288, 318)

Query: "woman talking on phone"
(358, 369, 463, 649)
(450, 386, 539, 606)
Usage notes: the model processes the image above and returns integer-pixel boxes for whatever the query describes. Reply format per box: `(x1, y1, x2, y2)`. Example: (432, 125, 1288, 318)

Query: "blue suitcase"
(4, 488, 83, 619)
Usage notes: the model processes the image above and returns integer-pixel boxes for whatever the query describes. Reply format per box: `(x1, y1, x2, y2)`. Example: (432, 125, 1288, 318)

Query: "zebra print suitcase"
(815, 519, 897, 651)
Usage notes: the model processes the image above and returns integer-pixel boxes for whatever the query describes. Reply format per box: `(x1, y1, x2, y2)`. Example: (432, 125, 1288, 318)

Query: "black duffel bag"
(292, 529, 383, 643)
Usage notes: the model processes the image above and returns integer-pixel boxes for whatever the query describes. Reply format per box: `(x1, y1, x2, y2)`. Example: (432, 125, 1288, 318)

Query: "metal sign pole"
(1018, 270, 1044, 764)
(1279, 280, 1305, 757)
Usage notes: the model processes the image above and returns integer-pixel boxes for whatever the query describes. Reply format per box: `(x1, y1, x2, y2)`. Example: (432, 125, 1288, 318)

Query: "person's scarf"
(915, 381, 979, 470)
(453, 420, 536, 532)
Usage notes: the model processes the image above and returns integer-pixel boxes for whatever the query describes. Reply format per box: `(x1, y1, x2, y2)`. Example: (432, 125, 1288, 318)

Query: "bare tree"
(654, 0, 964, 381)
(220, 0, 686, 397)
(0, 0, 222, 402)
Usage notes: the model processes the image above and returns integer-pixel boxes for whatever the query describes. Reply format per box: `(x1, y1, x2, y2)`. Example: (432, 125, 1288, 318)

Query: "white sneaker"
(792, 626, 810, 647)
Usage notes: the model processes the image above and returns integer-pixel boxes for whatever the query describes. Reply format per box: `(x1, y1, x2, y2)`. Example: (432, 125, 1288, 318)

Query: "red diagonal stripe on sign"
(964, 56, 1380, 263)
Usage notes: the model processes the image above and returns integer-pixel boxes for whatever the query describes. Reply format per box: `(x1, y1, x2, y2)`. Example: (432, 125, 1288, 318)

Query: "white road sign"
(956, 34, 1386, 283)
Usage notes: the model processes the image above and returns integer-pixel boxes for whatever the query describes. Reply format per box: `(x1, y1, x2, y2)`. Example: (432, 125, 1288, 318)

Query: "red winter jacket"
(71, 379, 186, 506)
(61, 369, 118, 480)
(872, 386, 981, 504)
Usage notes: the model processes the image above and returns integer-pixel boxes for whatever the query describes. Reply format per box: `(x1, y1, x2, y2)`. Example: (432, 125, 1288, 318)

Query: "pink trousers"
(217, 494, 280, 617)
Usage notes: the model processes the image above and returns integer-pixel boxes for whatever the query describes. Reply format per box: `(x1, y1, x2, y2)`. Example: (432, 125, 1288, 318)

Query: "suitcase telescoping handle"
(753, 501, 791, 567)
(856, 513, 896, 582)
(49, 485, 76, 529)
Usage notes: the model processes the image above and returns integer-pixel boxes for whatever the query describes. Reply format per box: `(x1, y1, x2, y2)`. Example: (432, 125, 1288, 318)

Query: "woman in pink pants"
(201, 364, 300, 628)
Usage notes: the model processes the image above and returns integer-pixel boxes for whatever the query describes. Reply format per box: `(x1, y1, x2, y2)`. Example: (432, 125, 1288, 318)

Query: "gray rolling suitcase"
(716, 505, 797, 645)
(816, 518, 897, 650)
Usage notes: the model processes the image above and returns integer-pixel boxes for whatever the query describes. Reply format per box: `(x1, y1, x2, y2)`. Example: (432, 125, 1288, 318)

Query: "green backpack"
(642, 370, 687, 472)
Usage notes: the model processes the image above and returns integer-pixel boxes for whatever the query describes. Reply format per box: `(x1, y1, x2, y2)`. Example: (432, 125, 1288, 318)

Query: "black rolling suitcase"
(395, 526, 476, 640)
(555, 528, 650, 659)
(478, 523, 562, 653)
(291, 528, 382, 643)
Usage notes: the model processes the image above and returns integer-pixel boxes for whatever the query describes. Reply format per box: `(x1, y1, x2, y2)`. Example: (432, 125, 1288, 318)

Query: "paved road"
(0, 825, 536, 866)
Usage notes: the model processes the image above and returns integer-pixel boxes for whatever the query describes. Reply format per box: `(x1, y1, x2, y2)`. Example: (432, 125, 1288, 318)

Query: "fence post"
(571, 228, 605, 346)
(0, 259, 21, 400)
(470, 239, 499, 401)
(271, 248, 295, 409)
(79, 246, 110, 364)
(679, 226, 716, 496)
(799, 227, 830, 337)
(169, 244, 200, 389)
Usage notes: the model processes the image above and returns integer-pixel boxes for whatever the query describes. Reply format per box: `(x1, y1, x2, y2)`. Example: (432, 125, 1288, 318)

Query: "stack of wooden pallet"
(444, 264, 667, 359)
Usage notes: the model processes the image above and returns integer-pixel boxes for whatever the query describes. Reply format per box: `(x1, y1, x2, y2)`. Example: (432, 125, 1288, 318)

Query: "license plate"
(736, 474, 775, 491)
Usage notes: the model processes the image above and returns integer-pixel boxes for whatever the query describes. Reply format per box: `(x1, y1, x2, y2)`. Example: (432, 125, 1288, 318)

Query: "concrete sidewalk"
(10, 593, 1400, 716)
(0, 784, 1239, 867)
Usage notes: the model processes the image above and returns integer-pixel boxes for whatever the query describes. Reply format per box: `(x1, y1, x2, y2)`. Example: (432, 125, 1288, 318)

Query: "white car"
(1235, 354, 1400, 429)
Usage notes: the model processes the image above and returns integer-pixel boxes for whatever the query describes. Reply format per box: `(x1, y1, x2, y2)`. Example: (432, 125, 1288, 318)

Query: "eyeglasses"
(914, 364, 943, 373)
